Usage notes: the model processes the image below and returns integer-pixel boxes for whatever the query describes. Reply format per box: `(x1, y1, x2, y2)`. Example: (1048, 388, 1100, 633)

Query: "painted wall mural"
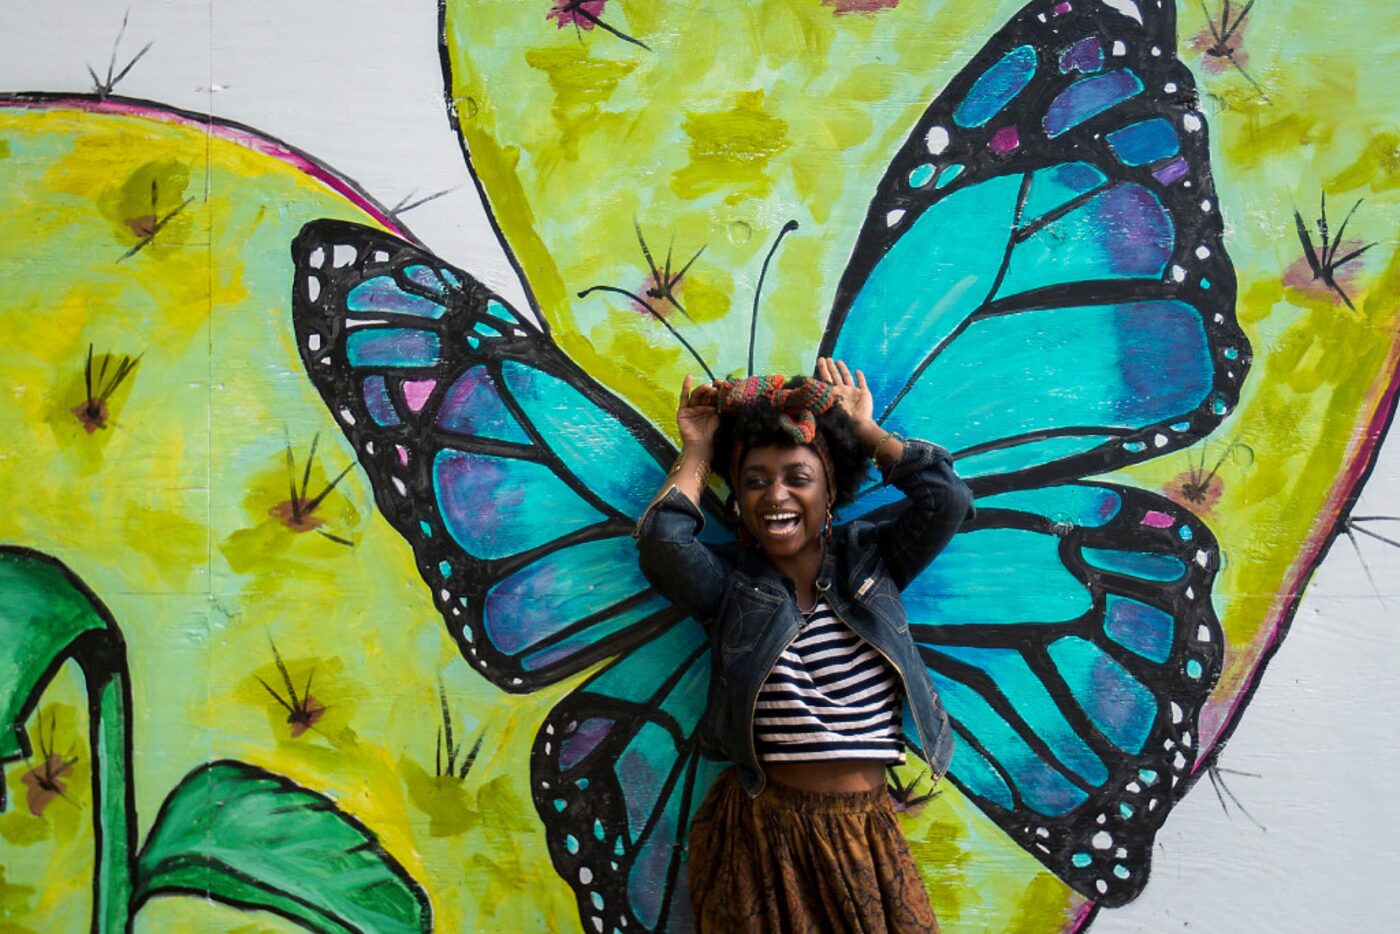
(2, 0, 1398, 931)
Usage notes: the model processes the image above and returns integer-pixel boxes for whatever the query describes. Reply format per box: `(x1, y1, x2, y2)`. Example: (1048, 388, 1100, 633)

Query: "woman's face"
(736, 444, 832, 562)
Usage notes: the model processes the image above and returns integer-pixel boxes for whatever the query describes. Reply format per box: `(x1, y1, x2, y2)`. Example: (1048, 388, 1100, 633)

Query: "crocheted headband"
(715, 375, 837, 444)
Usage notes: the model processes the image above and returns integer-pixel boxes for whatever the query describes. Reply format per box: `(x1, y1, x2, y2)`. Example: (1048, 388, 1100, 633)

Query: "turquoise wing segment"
(821, 0, 1248, 493)
(532, 619, 720, 933)
(895, 481, 1222, 906)
(291, 220, 727, 691)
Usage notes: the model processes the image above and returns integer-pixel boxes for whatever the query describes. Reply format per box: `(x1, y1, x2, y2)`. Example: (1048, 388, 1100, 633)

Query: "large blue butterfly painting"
(292, 0, 1249, 930)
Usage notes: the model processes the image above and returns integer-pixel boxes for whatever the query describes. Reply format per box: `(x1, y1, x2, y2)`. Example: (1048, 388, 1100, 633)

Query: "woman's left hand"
(817, 357, 873, 424)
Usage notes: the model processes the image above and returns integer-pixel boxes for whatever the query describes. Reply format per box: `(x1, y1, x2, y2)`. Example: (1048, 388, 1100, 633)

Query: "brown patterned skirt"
(687, 769, 939, 933)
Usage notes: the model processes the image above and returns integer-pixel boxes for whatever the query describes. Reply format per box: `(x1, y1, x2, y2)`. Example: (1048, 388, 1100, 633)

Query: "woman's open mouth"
(761, 511, 802, 537)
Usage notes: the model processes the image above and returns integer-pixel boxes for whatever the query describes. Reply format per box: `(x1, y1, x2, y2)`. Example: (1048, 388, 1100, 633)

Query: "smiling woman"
(634, 357, 975, 931)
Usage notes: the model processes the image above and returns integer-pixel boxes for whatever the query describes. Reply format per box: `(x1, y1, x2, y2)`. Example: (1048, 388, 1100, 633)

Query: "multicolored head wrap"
(715, 375, 837, 444)
(717, 376, 840, 507)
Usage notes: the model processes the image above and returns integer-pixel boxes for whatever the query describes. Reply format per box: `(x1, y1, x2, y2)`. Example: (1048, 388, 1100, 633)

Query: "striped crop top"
(753, 601, 906, 764)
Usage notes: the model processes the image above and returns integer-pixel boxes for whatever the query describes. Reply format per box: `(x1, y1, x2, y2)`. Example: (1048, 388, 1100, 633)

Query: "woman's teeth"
(762, 512, 801, 536)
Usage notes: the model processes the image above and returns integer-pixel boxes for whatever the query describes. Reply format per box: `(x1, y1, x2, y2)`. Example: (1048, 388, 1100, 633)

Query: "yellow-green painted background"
(2, 1, 1399, 931)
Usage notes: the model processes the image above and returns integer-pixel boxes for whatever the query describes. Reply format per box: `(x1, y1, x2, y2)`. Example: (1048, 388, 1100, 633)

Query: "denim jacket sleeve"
(633, 486, 731, 624)
(874, 439, 975, 590)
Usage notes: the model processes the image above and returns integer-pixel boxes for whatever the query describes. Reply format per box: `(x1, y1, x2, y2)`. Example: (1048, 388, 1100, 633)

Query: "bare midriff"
(764, 760, 888, 793)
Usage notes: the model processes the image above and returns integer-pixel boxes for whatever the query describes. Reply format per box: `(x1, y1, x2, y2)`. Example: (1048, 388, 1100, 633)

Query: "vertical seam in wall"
(204, 0, 216, 771)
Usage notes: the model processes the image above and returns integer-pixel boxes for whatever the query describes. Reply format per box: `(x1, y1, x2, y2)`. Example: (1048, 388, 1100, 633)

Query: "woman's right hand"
(677, 374, 720, 450)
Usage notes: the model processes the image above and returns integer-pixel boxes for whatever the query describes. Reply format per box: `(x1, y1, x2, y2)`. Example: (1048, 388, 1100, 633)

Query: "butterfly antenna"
(577, 284, 715, 380)
(748, 220, 799, 375)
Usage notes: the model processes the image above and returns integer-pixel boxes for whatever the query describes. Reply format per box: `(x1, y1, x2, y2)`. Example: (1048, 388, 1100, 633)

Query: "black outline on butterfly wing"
(291, 219, 722, 692)
(821, 0, 1249, 493)
(892, 481, 1221, 905)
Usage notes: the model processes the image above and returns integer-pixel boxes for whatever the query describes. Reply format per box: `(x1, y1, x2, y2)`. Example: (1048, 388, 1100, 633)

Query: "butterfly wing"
(291, 219, 724, 691)
(879, 481, 1219, 905)
(823, 0, 1240, 907)
(293, 219, 729, 930)
(532, 616, 724, 933)
(823, 0, 1247, 492)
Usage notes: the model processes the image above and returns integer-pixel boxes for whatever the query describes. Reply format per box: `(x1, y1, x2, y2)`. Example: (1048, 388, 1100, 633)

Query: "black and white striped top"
(753, 601, 906, 763)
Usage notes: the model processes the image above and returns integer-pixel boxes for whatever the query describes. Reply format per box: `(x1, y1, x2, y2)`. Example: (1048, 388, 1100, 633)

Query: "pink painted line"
(1197, 333, 1400, 760)
(1067, 898, 1097, 931)
(0, 93, 408, 239)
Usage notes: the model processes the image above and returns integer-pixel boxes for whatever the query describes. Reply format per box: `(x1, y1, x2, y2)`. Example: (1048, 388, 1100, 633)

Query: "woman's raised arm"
(634, 375, 729, 623)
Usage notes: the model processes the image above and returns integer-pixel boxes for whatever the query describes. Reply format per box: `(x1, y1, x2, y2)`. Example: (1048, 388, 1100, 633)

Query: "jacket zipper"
(745, 590, 787, 797)
(818, 583, 943, 780)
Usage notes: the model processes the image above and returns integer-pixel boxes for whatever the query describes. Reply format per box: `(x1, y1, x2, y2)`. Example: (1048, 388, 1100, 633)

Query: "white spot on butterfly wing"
(308, 246, 326, 268)
(1112, 40, 1127, 56)
(1183, 113, 1203, 132)
(307, 333, 322, 352)
(925, 125, 950, 154)
(392, 476, 408, 496)
(339, 407, 356, 426)
(1102, 0, 1143, 25)
(332, 244, 356, 268)
(886, 209, 907, 227)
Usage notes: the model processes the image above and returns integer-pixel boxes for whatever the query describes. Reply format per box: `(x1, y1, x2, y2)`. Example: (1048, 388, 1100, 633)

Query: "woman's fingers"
(680, 373, 693, 409)
(818, 356, 858, 387)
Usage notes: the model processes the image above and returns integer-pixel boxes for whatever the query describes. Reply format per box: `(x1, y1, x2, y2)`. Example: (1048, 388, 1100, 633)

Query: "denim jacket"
(635, 439, 975, 796)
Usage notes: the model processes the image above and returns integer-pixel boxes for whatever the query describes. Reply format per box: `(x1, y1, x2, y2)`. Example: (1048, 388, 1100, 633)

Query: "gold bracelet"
(870, 432, 902, 462)
(670, 453, 710, 486)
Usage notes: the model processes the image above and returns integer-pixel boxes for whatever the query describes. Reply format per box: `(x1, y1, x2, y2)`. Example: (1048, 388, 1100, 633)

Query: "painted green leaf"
(0, 547, 113, 807)
(135, 760, 431, 934)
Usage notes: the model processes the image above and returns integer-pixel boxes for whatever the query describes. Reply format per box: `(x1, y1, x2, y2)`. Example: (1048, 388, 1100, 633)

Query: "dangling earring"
(824, 504, 834, 543)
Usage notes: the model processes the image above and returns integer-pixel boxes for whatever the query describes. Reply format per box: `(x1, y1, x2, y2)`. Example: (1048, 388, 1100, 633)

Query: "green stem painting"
(0, 547, 433, 933)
